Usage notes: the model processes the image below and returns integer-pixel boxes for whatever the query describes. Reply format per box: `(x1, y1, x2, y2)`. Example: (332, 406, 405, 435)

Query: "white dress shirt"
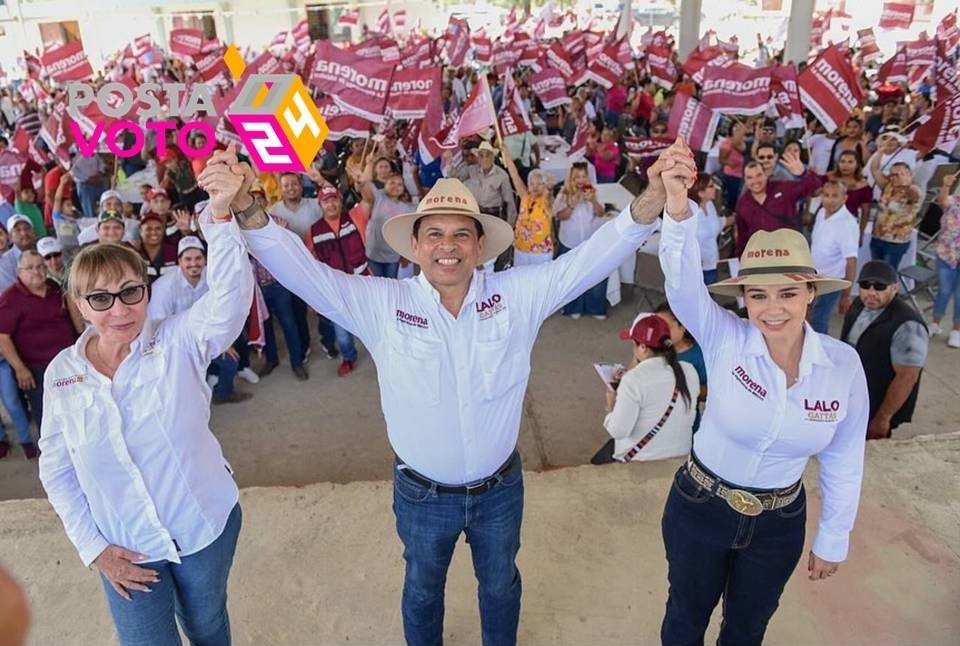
(811, 206, 860, 280)
(38, 213, 254, 567)
(243, 207, 656, 484)
(658, 204, 869, 562)
(604, 356, 698, 461)
(147, 269, 208, 319)
(694, 201, 724, 271)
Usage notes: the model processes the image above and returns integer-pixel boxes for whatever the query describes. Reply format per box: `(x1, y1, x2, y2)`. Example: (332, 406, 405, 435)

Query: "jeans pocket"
(393, 468, 434, 504)
(672, 467, 711, 504)
(775, 488, 807, 519)
(497, 456, 524, 489)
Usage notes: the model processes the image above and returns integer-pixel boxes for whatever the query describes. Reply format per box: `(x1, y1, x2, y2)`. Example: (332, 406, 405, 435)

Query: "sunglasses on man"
(858, 281, 890, 292)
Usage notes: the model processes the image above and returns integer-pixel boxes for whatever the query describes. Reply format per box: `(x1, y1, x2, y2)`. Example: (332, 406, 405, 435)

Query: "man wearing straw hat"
(210, 141, 696, 646)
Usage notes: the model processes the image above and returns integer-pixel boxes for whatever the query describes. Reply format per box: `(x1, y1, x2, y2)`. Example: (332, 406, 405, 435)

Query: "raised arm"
(357, 151, 377, 207)
(501, 144, 528, 200)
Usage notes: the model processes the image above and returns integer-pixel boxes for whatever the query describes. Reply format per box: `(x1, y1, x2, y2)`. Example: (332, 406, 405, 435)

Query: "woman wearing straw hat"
(656, 139, 870, 645)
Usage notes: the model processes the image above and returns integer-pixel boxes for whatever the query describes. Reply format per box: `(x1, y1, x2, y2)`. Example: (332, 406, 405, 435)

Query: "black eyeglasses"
(43, 252, 62, 260)
(84, 284, 147, 311)
(858, 281, 890, 291)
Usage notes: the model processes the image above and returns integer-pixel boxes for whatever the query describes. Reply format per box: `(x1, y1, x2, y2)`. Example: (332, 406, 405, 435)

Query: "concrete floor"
(2, 433, 958, 645)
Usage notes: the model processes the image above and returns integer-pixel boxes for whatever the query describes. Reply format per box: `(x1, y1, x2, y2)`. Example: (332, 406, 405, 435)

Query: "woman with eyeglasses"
(38, 146, 254, 646)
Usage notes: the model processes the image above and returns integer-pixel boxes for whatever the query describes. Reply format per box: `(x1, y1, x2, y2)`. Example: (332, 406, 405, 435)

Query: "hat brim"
(381, 208, 515, 265)
(707, 272, 851, 297)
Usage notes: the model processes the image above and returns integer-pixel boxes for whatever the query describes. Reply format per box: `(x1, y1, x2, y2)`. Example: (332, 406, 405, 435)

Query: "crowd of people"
(0, 15, 956, 646)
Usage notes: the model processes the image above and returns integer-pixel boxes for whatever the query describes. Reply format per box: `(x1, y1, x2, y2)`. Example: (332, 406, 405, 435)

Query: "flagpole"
(481, 74, 506, 150)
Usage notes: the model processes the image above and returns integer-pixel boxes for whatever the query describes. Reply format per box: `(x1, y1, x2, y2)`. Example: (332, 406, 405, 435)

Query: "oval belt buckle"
(726, 489, 764, 516)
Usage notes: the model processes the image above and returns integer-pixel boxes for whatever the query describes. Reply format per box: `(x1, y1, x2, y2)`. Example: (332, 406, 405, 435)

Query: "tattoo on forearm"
(630, 186, 666, 225)
(234, 204, 269, 230)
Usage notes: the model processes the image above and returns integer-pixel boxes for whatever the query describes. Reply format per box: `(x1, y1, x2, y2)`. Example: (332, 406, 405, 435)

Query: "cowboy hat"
(476, 141, 498, 155)
(707, 229, 850, 297)
(381, 178, 514, 265)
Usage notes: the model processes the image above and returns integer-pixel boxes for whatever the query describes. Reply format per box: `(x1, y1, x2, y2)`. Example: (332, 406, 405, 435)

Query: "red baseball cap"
(140, 212, 166, 226)
(147, 187, 169, 201)
(619, 313, 671, 350)
(318, 186, 341, 202)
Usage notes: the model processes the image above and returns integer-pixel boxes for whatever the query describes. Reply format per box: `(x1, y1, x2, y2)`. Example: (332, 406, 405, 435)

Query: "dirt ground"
(1, 289, 958, 499)
(1, 433, 957, 645)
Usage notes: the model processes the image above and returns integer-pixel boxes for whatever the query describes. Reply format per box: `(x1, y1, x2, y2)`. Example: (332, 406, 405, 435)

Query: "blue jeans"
(557, 242, 609, 316)
(209, 355, 238, 400)
(810, 290, 843, 335)
(369, 260, 400, 278)
(934, 257, 960, 325)
(870, 238, 910, 271)
(0, 359, 31, 444)
(101, 503, 242, 646)
(76, 181, 105, 220)
(261, 282, 304, 368)
(318, 317, 358, 362)
(393, 453, 524, 646)
(661, 465, 806, 646)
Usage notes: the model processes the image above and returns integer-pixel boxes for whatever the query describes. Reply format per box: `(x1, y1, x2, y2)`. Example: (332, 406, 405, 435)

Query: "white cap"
(37, 237, 63, 257)
(99, 190, 122, 206)
(77, 225, 100, 246)
(178, 235, 205, 256)
(5, 214, 32, 232)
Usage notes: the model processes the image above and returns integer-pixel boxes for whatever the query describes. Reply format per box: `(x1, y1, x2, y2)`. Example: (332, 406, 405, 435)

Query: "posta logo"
(65, 44, 328, 172)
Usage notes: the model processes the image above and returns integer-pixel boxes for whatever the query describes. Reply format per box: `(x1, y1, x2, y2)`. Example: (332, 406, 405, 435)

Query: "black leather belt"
(396, 451, 518, 495)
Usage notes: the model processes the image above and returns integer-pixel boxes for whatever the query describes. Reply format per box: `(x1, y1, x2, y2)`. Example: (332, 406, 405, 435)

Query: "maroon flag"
(519, 44, 541, 69)
(568, 106, 590, 160)
(402, 38, 434, 67)
(647, 46, 677, 89)
(904, 38, 936, 67)
(293, 19, 311, 48)
(394, 10, 407, 29)
(133, 33, 152, 55)
(39, 100, 73, 165)
(338, 9, 359, 27)
(667, 94, 720, 152)
(377, 9, 391, 34)
(910, 91, 960, 155)
(651, 30, 670, 50)
(169, 28, 203, 57)
(936, 41, 960, 103)
(22, 50, 42, 80)
(316, 97, 373, 141)
(432, 79, 496, 150)
(445, 17, 470, 67)
(876, 47, 908, 85)
(41, 41, 94, 83)
(937, 10, 959, 51)
(770, 64, 804, 128)
(798, 45, 864, 132)
(492, 40, 520, 76)
(586, 38, 626, 89)
(700, 64, 772, 115)
(349, 38, 383, 59)
(498, 73, 531, 137)
(269, 31, 288, 48)
(810, 15, 826, 51)
(195, 48, 230, 82)
(529, 67, 571, 109)
(622, 136, 673, 159)
(563, 31, 586, 59)
(386, 66, 439, 120)
(857, 28, 881, 61)
(473, 35, 492, 65)
(418, 68, 448, 164)
(311, 41, 394, 122)
(0, 150, 28, 194)
(544, 42, 576, 84)
(879, 2, 915, 30)
(682, 45, 725, 78)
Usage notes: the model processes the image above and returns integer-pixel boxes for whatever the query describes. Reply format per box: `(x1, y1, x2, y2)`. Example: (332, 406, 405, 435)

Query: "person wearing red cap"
(137, 212, 179, 284)
(591, 313, 698, 464)
(304, 186, 367, 376)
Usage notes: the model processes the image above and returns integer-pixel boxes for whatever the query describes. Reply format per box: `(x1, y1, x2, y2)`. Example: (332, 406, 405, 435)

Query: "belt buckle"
(464, 479, 490, 494)
(725, 489, 764, 517)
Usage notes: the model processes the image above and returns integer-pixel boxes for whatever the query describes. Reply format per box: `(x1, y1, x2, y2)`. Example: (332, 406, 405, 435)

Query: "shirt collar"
(415, 270, 483, 312)
(743, 321, 834, 375)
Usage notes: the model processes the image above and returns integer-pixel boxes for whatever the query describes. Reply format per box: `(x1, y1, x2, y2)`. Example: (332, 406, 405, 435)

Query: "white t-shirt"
(806, 133, 834, 176)
(604, 356, 699, 462)
(268, 198, 322, 237)
(811, 205, 860, 280)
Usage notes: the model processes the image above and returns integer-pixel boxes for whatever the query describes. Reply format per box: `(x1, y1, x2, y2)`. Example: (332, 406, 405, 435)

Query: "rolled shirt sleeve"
(890, 321, 929, 368)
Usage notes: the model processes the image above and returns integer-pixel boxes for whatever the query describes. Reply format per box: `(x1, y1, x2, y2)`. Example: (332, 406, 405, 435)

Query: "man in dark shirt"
(733, 151, 822, 256)
(0, 250, 79, 455)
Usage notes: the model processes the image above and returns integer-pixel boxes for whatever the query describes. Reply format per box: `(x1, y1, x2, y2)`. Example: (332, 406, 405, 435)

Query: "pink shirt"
(594, 141, 620, 179)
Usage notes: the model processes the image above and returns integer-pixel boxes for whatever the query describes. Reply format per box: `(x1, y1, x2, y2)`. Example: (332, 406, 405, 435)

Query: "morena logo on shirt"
(732, 365, 767, 400)
(54, 374, 85, 388)
(396, 309, 429, 329)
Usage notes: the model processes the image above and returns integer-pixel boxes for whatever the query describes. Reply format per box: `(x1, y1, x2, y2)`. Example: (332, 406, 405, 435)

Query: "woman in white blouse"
(689, 174, 734, 285)
(656, 139, 869, 645)
(38, 148, 253, 646)
(591, 313, 698, 464)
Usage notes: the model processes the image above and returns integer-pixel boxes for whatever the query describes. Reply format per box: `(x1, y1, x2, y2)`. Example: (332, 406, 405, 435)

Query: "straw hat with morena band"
(707, 228, 850, 297)
(381, 178, 515, 265)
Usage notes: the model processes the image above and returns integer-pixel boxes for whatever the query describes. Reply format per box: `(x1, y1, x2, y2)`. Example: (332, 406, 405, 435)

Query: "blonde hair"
(67, 243, 148, 300)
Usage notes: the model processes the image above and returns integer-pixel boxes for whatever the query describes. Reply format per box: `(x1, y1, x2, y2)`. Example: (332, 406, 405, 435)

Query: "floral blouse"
(513, 193, 553, 255)
(935, 195, 960, 269)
